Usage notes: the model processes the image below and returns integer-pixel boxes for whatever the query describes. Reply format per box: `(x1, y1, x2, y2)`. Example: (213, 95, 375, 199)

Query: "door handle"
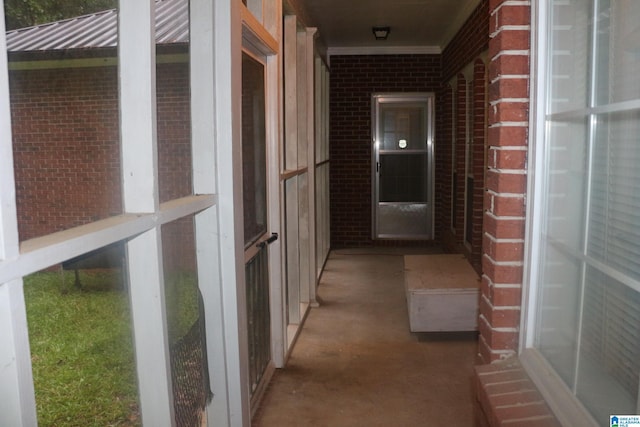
(256, 232, 278, 249)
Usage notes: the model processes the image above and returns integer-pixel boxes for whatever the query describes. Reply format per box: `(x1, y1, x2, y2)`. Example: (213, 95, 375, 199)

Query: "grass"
(24, 270, 139, 427)
(24, 268, 201, 426)
(164, 271, 200, 345)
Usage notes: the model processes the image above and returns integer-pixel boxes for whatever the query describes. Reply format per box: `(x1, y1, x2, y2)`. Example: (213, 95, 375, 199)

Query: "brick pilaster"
(479, 0, 531, 364)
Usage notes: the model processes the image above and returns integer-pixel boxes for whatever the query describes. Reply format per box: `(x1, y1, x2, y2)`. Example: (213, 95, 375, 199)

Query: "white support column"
(265, 5, 285, 368)
(0, 9, 18, 262)
(283, 15, 301, 324)
(0, 4, 37, 424)
(315, 57, 323, 163)
(213, 0, 251, 425)
(284, 16, 298, 172)
(306, 28, 319, 306)
(0, 280, 37, 426)
(323, 66, 331, 260)
(314, 58, 331, 274)
(189, 0, 229, 423)
(118, 1, 173, 425)
(314, 56, 323, 276)
(194, 208, 231, 422)
(119, 0, 159, 214)
(190, 0, 217, 196)
(285, 177, 300, 323)
(127, 229, 174, 425)
(296, 31, 308, 169)
(296, 29, 310, 305)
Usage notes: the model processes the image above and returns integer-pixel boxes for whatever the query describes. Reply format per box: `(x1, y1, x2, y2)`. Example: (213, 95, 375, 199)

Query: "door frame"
(239, 7, 282, 416)
(371, 92, 435, 240)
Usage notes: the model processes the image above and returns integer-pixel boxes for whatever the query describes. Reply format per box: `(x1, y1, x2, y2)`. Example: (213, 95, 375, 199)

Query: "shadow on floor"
(414, 331, 479, 342)
(253, 248, 478, 427)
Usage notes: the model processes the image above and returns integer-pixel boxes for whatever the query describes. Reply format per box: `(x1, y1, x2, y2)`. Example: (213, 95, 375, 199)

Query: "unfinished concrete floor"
(253, 248, 478, 426)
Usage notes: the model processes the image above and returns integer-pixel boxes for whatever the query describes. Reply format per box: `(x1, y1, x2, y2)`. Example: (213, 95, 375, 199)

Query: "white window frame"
(521, 0, 637, 425)
(520, 1, 598, 425)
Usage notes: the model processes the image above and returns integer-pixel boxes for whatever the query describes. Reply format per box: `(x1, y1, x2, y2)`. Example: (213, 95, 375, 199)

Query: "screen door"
(242, 51, 274, 401)
(372, 93, 434, 239)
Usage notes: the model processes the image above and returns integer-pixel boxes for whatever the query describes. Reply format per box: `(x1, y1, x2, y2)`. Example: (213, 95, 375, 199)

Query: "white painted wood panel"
(0, 280, 37, 426)
(284, 15, 298, 172)
(285, 177, 301, 323)
(119, 2, 173, 425)
(127, 230, 174, 425)
(0, 3, 18, 262)
(306, 29, 319, 306)
(215, 0, 251, 424)
(0, 10, 34, 422)
(404, 255, 480, 332)
(119, 0, 158, 214)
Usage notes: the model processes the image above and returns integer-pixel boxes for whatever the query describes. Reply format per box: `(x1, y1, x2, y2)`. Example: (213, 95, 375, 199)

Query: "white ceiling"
(297, 0, 480, 54)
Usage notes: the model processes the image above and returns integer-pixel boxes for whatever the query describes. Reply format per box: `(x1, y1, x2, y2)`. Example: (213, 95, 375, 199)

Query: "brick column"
(437, 84, 454, 239)
(470, 59, 487, 271)
(454, 74, 467, 244)
(478, 0, 531, 364)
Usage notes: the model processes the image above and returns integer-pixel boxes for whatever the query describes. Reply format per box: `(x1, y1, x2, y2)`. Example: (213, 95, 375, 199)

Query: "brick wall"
(156, 62, 193, 203)
(327, 0, 526, 370)
(329, 54, 441, 247)
(329, 1, 489, 250)
(469, 59, 488, 271)
(475, 358, 561, 426)
(10, 66, 121, 241)
(435, 83, 453, 240)
(454, 75, 467, 247)
(437, 0, 490, 272)
(10, 61, 194, 270)
(478, 0, 531, 364)
(442, 0, 490, 82)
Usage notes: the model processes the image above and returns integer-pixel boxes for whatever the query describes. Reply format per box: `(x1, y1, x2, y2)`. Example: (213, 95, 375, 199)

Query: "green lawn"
(24, 270, 140, 427)
(24, 268, 201, 426)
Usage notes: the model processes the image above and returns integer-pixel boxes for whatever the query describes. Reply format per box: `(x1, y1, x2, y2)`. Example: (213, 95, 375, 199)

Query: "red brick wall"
(156, 62, 193, 203)
(478, 0, 530, 364)
(329, 54, 442, 247)
(469, 59, 488, 271)
(435, 84, 453, 238)
(10, 62, 192, 240)
(454, 75, 467, 246)
(10, 61, 194, 270)
(439, 68, 489, 274)
(475, 358, 561, 426)
(438, 0, 490, 272)
(10, 67, 121, 241)
(442, 0, 490, 82)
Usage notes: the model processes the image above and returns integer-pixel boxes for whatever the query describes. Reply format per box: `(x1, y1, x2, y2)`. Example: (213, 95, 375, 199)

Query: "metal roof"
(6, 0, 188, 52)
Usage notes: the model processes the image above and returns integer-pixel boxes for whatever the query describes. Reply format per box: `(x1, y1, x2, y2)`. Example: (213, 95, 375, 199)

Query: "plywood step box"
(404, 254, 480, 332)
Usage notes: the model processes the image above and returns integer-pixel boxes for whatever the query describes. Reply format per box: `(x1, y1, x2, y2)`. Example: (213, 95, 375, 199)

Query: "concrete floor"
(253, 248, 478, 426)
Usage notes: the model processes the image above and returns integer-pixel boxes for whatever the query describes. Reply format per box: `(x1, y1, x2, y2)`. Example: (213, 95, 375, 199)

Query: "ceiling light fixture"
(372, 26, 390, 41)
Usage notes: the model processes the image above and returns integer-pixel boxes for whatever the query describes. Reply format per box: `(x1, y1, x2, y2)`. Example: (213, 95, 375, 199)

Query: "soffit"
(298, 0, 481, 54)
